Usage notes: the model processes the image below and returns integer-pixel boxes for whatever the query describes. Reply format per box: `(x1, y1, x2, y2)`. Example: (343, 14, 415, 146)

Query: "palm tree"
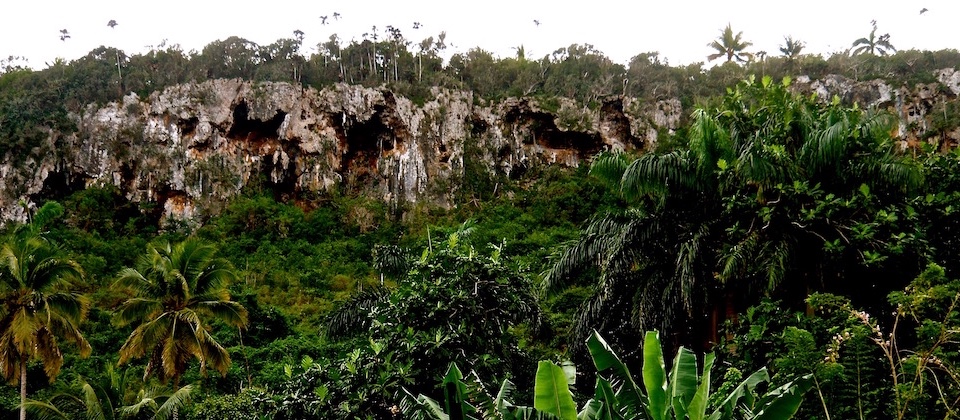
(851, 21, 896, 56)
(780, 36, 805, 60)
(0, 227, 91, 420)
(544, 110, 730, 353)
(113, 238, 247, 390)
(106, 20, 123, 90)
(708, 24, 753, 63)
(546, 77, 922, 355)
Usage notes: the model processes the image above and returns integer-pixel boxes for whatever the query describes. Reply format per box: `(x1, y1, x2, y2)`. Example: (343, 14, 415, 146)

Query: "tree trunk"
(19, 355, 27, 420)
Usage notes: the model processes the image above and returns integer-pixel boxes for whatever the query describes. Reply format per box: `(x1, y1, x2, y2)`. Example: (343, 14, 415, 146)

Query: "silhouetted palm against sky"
(852, 21, 896, 56)
(708, 23, 752, 62)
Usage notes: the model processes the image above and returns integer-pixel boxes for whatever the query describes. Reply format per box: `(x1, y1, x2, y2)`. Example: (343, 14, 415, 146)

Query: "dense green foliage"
(545, 76, 925, 365)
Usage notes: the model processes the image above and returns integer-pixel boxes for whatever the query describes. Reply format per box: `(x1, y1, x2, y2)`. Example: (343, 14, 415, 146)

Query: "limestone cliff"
(3, 70, 960, 226)
(791, 69, 960, 149)
(0, 80, 676, 225)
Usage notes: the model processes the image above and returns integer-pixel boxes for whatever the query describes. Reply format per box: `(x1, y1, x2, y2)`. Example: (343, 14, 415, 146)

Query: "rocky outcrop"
(5, 69, 960, 227)
(792, 69, 960, 149)
(0, 80, 679, 225)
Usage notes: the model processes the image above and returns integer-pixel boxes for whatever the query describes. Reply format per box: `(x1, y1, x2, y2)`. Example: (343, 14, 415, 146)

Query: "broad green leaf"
(534, 361, 578, 420)
(414, 393, 451, 420)
(495, 378, 516, 415)
(642, 331, 668, 420)
(587, 331, 645, 412)
(754, 374, 813, 420)
(442, 363, 470, 420)
(593, 378, 624, 420)
(578, 400, 607, 420)
(708, 368, 770, 420)
(669, 347, 699, 418)
(687, 353, 715, 420)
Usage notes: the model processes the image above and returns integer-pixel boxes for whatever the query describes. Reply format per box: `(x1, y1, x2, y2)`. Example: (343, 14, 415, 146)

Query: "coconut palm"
(0, 222, 91, 420)
(780, 36, 805, 60)
(851, 21, 896, 56)
(113, 238, 247, 390)
(708, 24, 753, 63)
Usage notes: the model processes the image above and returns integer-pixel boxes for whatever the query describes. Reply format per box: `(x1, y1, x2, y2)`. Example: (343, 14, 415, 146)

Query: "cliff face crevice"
(4, 70, 960, 226)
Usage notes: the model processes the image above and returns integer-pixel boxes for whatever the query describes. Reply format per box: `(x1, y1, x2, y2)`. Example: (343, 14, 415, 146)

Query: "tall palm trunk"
(19, 355, 27, 420)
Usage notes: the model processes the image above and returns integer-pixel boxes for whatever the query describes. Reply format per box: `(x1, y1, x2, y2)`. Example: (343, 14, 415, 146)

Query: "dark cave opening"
(119, 163, 137, 191)
(226, 101, 286, 143)
(177, 117, 199, 138)
(600, 98, 641, 148)
(30, 171, 88, 203)
(258, 153, 299, 201)
(503, 101, 605, 158)
(438, 143, 450, 163)
(340, 104, 398, 173)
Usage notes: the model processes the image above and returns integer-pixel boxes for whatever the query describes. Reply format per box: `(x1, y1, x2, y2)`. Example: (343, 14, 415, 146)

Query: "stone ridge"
(0, 80, 673, 225)
(4, 70, 959, 226)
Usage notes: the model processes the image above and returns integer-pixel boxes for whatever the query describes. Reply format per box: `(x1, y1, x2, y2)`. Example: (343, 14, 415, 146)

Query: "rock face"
(0, 80, 675, 225)
(4, 70, 960, 226)
(792, 70, 960, 149)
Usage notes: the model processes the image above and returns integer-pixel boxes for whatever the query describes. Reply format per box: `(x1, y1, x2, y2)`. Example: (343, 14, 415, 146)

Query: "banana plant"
(585, 330, 812, 420)
(403, 331, 812, 420)
(402, 361, 572, 420)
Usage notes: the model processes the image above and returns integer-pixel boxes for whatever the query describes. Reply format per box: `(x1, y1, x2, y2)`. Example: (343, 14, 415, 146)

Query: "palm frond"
(764, 240, 792, 291)
(118, 389, 159, 419)
(542, 209, 650, 292)
(589, 152, 629, 186)
(113, 298, 162, 327)
(801, 115, 849, 177)
(22, 399, 72, 420)
(153, 384, 193, 420)
(197, 333, 232, 376)
(79, 379, 110, 420)
(619, 150, 696, 203)
(324, 287, 391, 338)
(675, 223, 711, 312)
(721, 232, 760, 283)
(192, 300, 248, 327)
(42, 292, 89, 324)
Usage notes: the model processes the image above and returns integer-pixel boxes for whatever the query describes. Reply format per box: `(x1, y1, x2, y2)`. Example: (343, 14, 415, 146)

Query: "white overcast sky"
(1, 1, 957, 70)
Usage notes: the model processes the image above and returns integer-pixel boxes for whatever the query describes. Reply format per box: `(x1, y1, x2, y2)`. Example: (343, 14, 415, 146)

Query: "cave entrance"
(30, 171, 88, 203)
(226, 101, 286, 145)
(340, 104, 399, 174)
(258, 153, 299, 201)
